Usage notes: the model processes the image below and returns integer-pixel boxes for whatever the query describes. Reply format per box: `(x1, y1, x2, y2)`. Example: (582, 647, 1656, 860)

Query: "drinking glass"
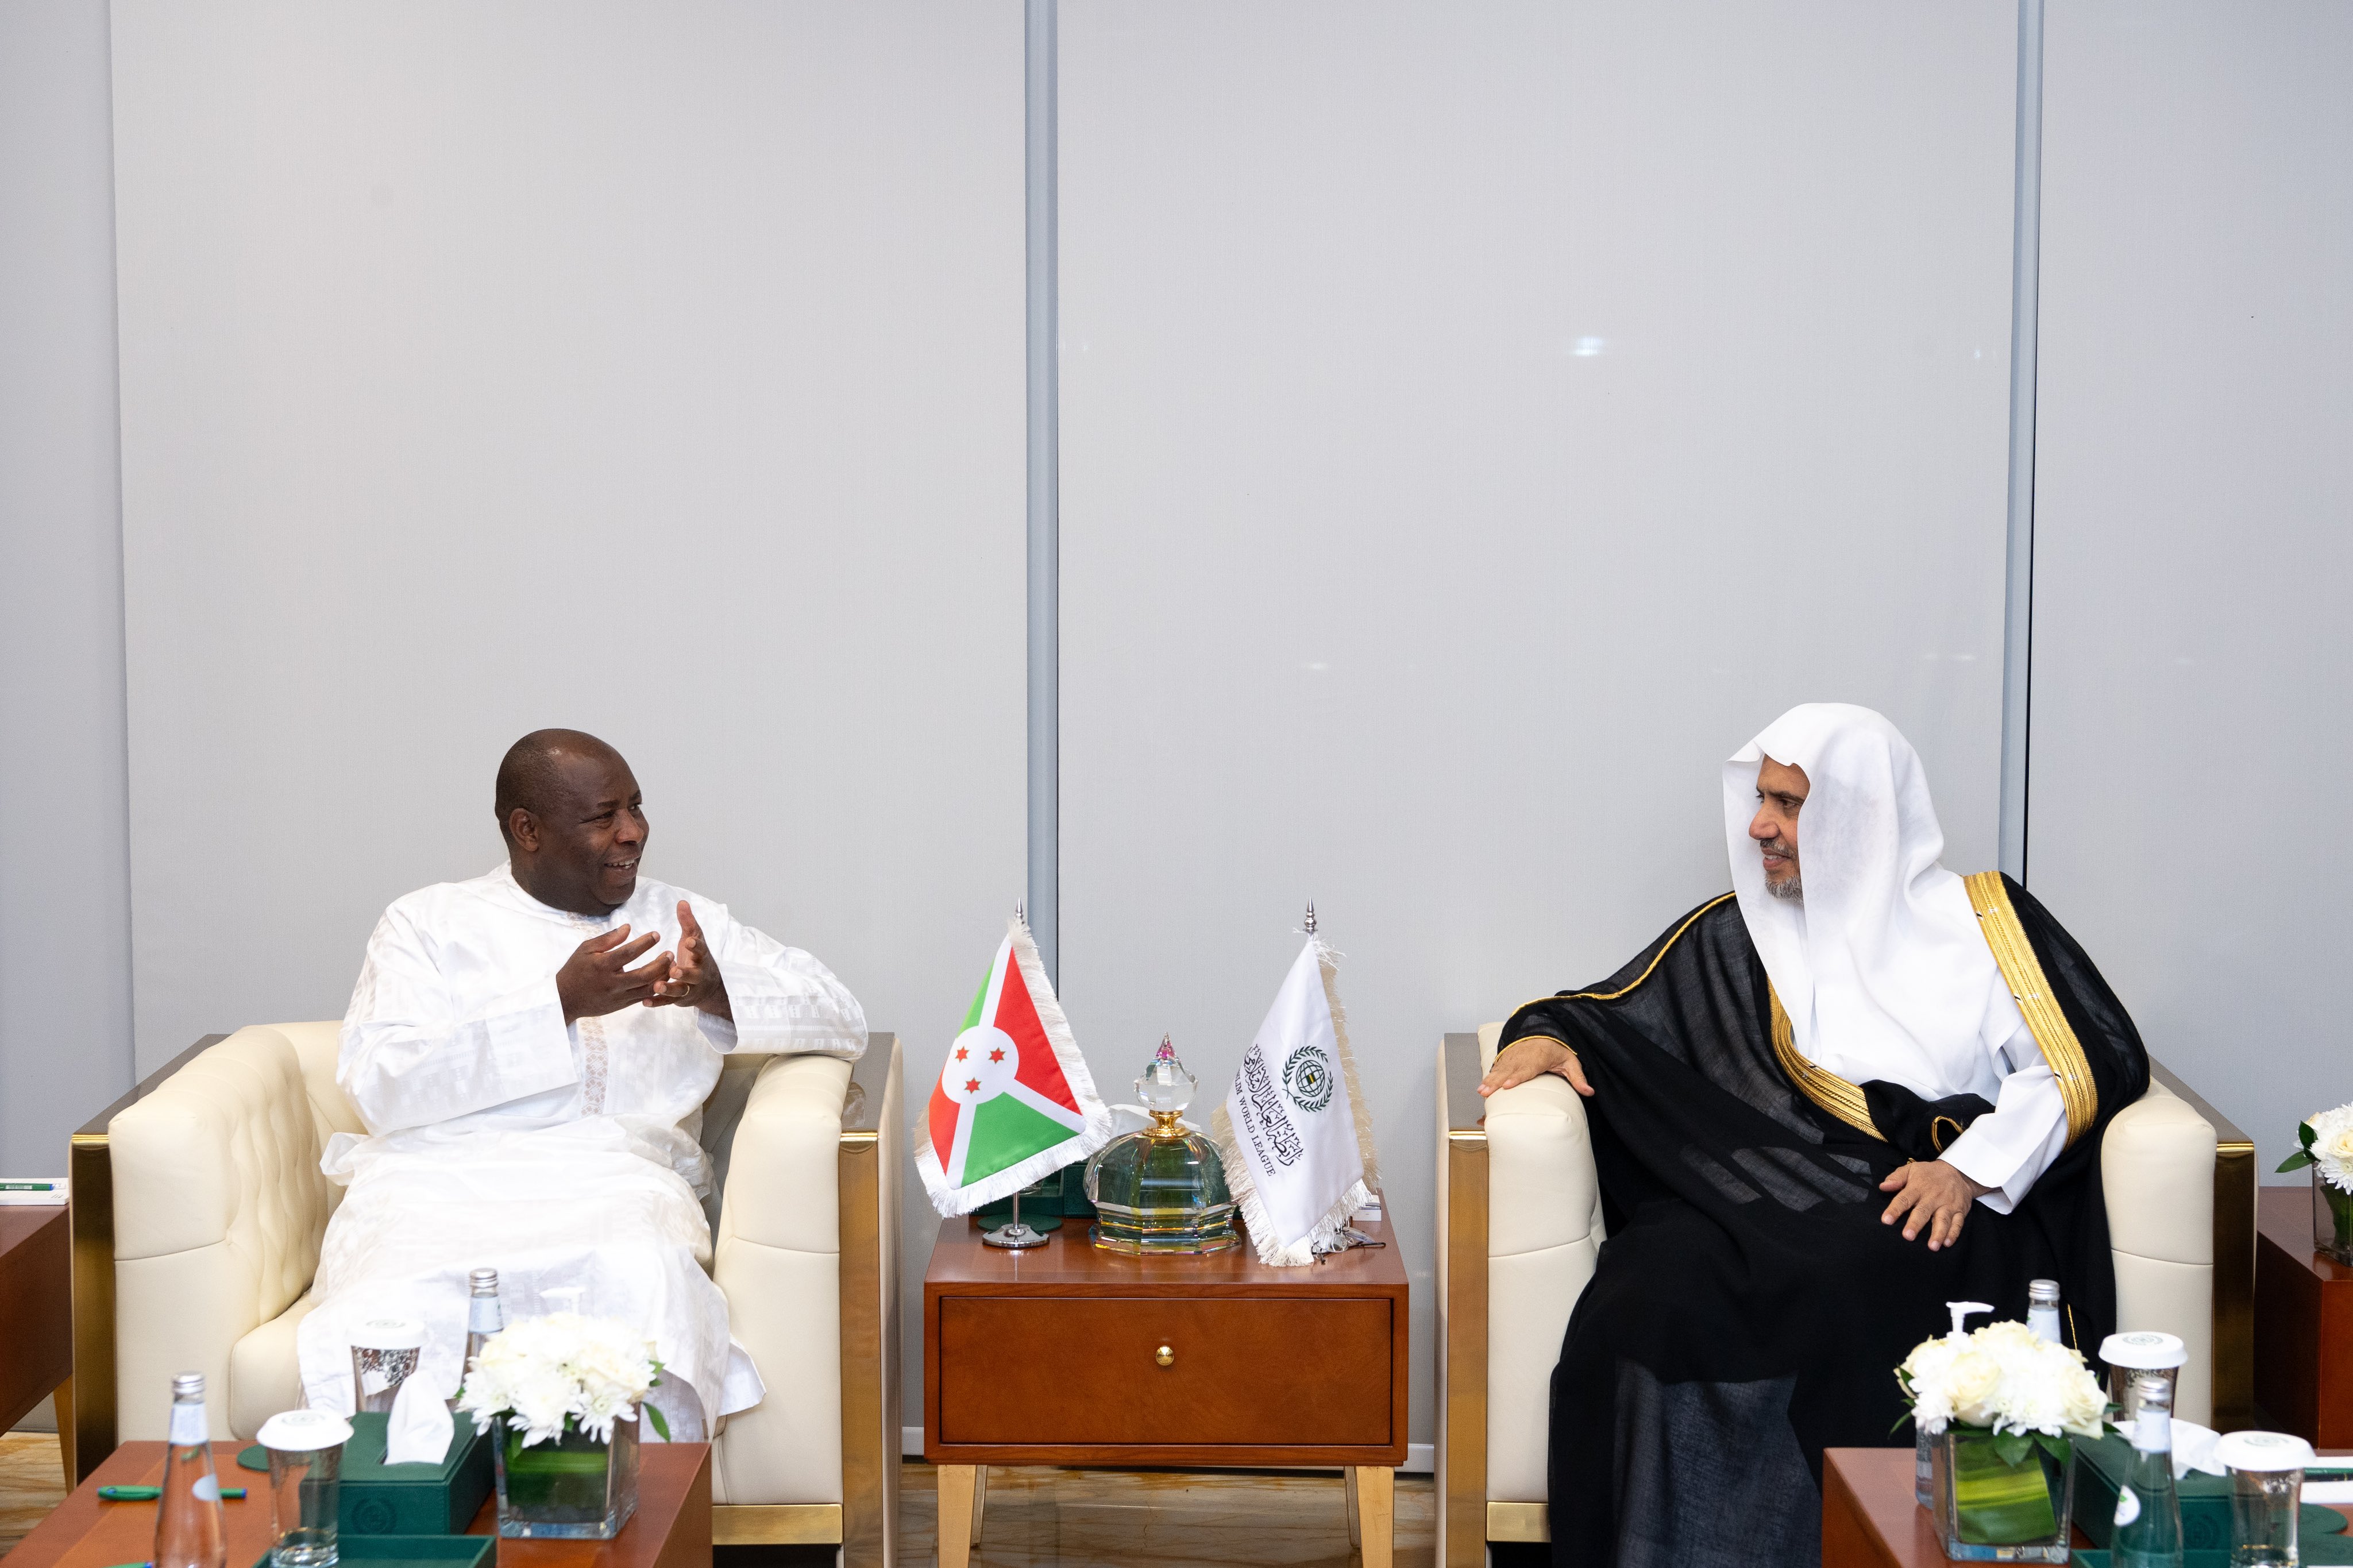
(2214, 1430, 2315, 1567)
(2099, 1330, 2185, 1424)
(256, 1409, 352, 1568)
(349, 1316, 425, 1416)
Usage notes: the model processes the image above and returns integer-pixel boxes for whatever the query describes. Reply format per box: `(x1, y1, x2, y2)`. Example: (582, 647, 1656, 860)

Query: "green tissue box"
(336, 1411, 495, 1536)
(2071, 1433, 2349, 1554)
(251, 1535, 494, 1568)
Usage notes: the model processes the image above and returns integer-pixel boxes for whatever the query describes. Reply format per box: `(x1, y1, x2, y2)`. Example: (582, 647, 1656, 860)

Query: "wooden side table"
(1822, 1448, 1957, 1568)
(923, 1213, 1409, 1568)
(2256, 1184, 2353, 1447)
(0, 1204, 74, 1487)
(1822, 1445, 2353, 1567)
(2, 1439, 712, 1568)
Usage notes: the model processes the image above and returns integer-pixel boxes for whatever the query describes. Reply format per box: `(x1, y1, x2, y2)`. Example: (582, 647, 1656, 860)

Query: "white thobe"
(295, 864, 866, 1422)
(1804, 1011, 2069, 1214)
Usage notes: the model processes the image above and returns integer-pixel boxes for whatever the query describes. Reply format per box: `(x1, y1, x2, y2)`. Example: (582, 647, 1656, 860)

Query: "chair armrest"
(102, 1027, 330, 1445)
(2103, 1079, 2216, 1266)
(2110, 1060, 2256, 1430)
(710, 1035, 901, 1547)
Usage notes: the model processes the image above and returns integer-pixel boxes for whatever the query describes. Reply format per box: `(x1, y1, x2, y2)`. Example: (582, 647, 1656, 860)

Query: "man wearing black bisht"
(1481, 704, 2149, 1568)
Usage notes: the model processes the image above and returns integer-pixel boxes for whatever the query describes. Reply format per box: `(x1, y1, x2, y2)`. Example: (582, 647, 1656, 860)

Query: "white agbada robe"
(1723, 704, 2067, 1212)
(296, 864, 866, 1422)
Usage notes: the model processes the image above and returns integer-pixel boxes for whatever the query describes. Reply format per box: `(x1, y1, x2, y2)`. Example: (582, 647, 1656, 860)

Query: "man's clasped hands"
(556, 900, 733, 1023)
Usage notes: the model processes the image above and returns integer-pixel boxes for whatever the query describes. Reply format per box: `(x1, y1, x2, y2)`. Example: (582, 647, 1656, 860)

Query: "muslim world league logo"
(1283, 1044, 1334, 1114)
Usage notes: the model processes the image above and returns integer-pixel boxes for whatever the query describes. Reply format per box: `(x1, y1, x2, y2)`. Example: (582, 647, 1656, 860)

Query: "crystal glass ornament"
(1083, 1037, 1240, 1256)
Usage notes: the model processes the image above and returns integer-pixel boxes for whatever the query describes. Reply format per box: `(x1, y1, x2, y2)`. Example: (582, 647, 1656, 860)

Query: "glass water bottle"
(464, 1267, 504, 1369)
(156, 1372, 227, 1568)
(2027, 1278, 2063, 1344)
(2112, 1370, 2184, 1568)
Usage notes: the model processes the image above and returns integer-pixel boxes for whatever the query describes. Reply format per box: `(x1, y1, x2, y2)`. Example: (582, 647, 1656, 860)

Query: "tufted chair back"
(110, 1025, 339, 1438)
(277, 1019, 368, 1149)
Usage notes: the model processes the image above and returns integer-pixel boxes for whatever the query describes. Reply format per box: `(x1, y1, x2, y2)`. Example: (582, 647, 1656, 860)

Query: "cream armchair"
(1433, 1025, 2255, 1566)
(67, 1024, 903, 1566)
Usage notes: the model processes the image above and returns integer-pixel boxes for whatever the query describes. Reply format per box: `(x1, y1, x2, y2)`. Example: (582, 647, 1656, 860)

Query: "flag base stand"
(981, 1192, 1051, 1249)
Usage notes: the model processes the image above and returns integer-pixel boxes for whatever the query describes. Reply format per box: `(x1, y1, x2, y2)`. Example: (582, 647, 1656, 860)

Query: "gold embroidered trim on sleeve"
(1499, 893, 1738, 1044)
(1964, 871, 2099, 1147)
(1768, 981, 1887, 1141)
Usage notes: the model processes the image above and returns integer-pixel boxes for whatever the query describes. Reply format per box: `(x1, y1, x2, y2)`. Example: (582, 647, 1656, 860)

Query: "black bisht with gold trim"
(1500, 874, 2148, 1566)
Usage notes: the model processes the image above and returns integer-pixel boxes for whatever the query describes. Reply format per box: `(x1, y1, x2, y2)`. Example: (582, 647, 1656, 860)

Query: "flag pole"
(982, 1187, 1050, 1250)
(983, 895, 1052, 1248)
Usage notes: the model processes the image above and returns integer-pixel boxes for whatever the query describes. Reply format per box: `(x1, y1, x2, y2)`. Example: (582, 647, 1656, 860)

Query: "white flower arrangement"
(1899, 1319, 2107, 1461)
(2277, 1100, 2353, 1194)
(457, 1312, 668, 1447)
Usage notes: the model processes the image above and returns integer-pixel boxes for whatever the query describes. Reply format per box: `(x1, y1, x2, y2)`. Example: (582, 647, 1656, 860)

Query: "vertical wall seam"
(104, 0, 137, 1081)
(1024, 0, 1060, 981)
(1998, 0, 2045, 885)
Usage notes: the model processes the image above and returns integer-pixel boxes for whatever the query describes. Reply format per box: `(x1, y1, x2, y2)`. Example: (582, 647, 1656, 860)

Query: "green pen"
(97, 1486, 244, 1501)
(0, 1181, 57, 1190)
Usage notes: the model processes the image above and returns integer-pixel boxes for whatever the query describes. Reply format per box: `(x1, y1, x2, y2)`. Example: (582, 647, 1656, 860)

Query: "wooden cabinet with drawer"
(922, 1211, 1411, 1566)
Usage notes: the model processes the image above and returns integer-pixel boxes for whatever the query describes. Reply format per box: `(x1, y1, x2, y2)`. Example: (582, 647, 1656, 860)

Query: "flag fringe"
(914, 1129, 1105, 1218)
(911, 913, 1115, 1219)
(1316, 934, 1382, 1199)
(1211, 933, 1382, 1268)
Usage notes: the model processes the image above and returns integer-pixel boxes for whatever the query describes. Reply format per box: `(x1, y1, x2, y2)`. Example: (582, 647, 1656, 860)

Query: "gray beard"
(1764, 875, 1803, 902)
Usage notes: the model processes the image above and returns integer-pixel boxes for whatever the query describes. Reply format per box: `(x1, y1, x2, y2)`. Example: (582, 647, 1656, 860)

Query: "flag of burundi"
(915, 917, 1112, 1217)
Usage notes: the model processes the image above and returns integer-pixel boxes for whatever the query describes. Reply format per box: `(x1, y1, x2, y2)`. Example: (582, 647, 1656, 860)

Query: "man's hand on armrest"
(557, 925, 673, 1022)
(1878, 1158, 1996, 1251)
(1479, 1036, 1595, 1098)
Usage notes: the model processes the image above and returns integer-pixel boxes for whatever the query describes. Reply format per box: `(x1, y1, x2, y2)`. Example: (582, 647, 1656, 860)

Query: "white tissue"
(2169, 1420, 2228, 1479)
(384, 1372, 455, 1465)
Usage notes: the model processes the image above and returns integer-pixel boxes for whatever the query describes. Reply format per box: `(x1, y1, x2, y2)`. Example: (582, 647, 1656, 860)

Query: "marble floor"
(893, 1462, 1434, 1567)
(1, 1435, 1441, 1566)
(1, 1432, 70, 1555)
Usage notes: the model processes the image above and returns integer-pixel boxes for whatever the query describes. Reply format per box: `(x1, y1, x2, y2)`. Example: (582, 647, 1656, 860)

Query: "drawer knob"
(1155, 1345, 1174, 1368)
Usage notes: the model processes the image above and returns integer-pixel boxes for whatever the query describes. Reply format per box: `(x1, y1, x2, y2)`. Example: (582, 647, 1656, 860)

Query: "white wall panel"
(0, 0, 135, 1175)
(2032, 2, 2353, 1171)
(1060, 2, 2020, 1442)
(109, 1, 1025, 1423)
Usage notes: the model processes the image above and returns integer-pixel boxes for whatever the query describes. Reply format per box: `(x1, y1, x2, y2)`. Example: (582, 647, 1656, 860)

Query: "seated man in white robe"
(296, 728, 866, 1435)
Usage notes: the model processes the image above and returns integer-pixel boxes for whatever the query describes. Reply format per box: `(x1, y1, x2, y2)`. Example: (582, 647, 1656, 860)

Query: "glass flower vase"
(1930, 1425, 2075, 1562)
(492, 1413, 638, 1539)
(2316, 1168, 2353, 1266)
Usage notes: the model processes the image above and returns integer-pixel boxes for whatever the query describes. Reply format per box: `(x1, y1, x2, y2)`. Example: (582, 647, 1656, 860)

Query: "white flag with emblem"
(1211, 929, 1381, 1266)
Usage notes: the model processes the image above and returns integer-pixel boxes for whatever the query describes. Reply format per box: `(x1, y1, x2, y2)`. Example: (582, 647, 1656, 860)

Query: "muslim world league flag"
(915, 917, 1113, 1216)
(1212, 931, 1382, 1266)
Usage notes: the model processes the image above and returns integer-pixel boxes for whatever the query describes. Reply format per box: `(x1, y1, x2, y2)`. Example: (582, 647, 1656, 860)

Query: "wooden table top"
(1821, 1448, 1956, 1567)
(2, 1439, 711, 1568)
(924, 1212, 1407, 1295)
(2262, 1184, 2353, 1283)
